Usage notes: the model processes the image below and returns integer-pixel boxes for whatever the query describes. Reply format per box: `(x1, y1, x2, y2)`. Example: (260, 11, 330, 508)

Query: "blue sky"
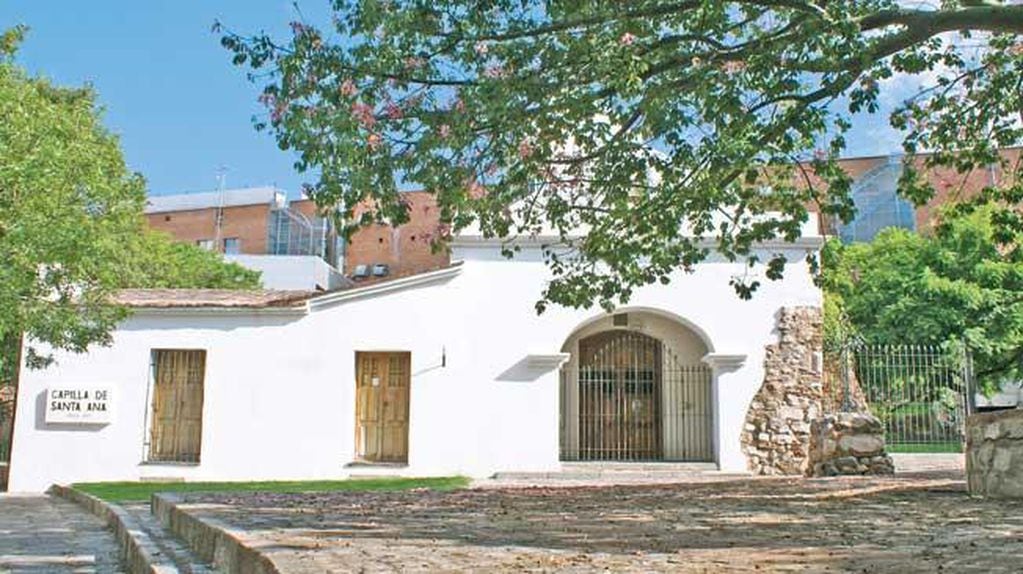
(2, 2, 912, 198)
(1, 1, 329, 196)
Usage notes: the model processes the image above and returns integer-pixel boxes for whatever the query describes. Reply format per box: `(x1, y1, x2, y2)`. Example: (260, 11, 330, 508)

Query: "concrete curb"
(47, 484, 178, 574)
(152, 493, 280, 574)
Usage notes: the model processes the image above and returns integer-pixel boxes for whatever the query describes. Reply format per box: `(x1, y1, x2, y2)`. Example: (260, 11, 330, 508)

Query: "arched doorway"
(577, 331, 663, 460)
(561, 311, 714, 462)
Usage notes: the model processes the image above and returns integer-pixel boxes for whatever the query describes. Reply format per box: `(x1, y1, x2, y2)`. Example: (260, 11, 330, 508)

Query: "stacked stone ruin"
(967, 408, 1023, 498)
(807, 412, 895, 476)
(741, 306, 894, 477)
(741, 307, 824, 475)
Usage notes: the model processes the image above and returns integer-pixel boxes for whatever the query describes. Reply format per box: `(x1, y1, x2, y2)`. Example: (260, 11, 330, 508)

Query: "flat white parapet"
(453, 211, 823, 249)
(226, 255, 348, 291)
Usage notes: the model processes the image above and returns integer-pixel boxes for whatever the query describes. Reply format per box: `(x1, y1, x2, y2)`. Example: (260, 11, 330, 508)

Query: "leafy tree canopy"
(118, 229, 261, 290)
(0, 27, 259, 378)
(221, 0, 1023, 310)
(822, 208, 1023, 392)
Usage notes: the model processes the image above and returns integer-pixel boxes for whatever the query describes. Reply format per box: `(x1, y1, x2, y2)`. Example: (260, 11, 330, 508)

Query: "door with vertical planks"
(149, 350, 206, 463)
(355, 352, 410, 462)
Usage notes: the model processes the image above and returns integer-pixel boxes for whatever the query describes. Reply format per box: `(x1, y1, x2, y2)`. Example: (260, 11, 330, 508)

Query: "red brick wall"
(337, 191, 450, 277)
(146, 192, 450, 279)
(912, 147, 1021, 232)
(145, 203, 273, 254)
(805, 147, 1021, 236)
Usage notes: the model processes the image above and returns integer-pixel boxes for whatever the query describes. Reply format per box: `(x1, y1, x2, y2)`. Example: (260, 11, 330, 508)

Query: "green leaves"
(1, 37, 141, 373)
(824, 209, 1023, 393)
(222, 1, 1022, 310)
(117, 230, 261, 290)
(0, 30, 260, 380)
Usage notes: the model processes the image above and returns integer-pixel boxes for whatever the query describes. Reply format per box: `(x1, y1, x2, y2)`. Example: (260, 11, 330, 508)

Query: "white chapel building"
(7, 220, 823, 492)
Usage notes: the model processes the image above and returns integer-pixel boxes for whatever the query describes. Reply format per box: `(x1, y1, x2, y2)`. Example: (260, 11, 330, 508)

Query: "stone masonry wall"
(807, 412, 894, 476)
(967, 408, 1023, 498)
(742, 307, 823, 475)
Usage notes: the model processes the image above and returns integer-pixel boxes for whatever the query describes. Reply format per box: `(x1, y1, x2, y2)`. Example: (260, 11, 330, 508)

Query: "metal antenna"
(213, 166, 228, 252)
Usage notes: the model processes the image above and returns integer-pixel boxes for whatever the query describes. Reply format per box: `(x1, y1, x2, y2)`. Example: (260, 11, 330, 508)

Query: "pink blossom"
(404, 56, 426, 70)
(518, 140, 534, 159)
(435, 223, 452, 240)
(384, 102, 403, 120)
(438, 124, 451, 139)
(721, 60, 746, 74)
(289, 21, 306, 35)
(485, 163, 498, 177)
(484, 65, 506, 79)
(453, 98, 466, 112)
(474, 41, 489, 55)
(813, 148, 827, 161)
(367, 133, 382, 150)
(619, 32, 636, 46)
(257, 92, 276, 107)
(270, 103, 286, 123)
(467, 179, 485, 198)
(351, 101, 377, 129)
(339, 79, 358, 97)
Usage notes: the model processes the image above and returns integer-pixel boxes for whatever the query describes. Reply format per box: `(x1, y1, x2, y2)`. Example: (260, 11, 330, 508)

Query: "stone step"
(491, 462, 728, 482)
(120, 502, 215, 574)
(561, 462, 719, 472)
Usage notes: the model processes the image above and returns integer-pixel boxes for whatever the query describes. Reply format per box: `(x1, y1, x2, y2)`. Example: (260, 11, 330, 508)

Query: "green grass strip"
(887, 442, 963, 453)
(73, 476, 470, 503)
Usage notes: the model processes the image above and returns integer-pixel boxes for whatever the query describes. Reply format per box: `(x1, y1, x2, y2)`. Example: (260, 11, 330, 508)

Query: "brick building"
(146, 148, 1021, 282)
(145, 187, 449, 281)
(817, 147, 1021, 241)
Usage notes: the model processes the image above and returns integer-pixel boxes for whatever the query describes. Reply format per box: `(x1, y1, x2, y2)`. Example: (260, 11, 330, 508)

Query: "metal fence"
(560, 330, 713, 462)
(825, 344, 974, 453)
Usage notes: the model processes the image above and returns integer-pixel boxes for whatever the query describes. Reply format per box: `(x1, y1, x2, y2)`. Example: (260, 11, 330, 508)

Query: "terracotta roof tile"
(112, 289, 314, 309)
(112, 262, 464, 309)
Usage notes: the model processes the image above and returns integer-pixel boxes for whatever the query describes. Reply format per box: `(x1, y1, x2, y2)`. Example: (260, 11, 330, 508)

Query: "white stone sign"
(45, 386, 113, 424)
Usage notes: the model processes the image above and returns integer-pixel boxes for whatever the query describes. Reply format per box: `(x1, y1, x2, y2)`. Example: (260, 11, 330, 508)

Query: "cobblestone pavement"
(0, 495, 123, 573)
(173, 470, 1023, 573)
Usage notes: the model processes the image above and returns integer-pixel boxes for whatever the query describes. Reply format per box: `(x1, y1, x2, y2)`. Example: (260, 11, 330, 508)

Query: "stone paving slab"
(0, 494, 124, 573)
(120, 503, 214, 574)
(166, 469, 1023, 573)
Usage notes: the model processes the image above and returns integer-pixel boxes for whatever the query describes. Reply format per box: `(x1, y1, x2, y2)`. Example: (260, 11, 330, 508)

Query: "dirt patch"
(175, 471, 1023, 573)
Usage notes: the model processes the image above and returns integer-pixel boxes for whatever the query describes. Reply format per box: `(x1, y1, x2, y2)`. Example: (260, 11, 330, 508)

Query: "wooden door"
(355, 352, 410, 462)
(577, 331, 662, 460)
(150, 350, 206, 463)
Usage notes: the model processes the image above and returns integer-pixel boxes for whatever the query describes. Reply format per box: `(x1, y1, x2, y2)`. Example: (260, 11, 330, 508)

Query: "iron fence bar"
(566, 331, 714, 462)
(826, 342, 973, 453)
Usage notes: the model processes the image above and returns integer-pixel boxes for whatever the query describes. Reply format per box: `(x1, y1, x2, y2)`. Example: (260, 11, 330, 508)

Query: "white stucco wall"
(8, 236, 821, 492)
(226, 254, 347, 291)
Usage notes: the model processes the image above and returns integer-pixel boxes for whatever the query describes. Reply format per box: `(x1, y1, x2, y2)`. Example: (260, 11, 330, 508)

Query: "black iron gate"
(563, 330, 713, 462)
(827, 344, 974, 453)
